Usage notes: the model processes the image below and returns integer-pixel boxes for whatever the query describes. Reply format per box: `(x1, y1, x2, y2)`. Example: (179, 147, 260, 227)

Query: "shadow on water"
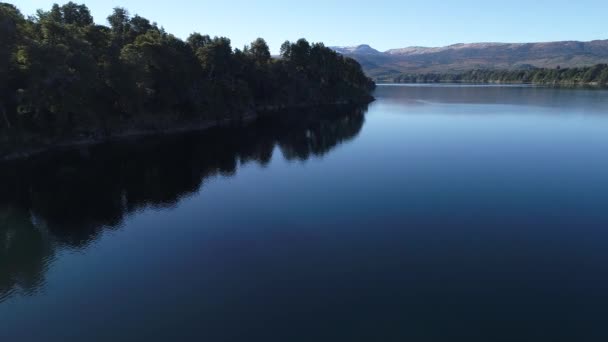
(0, 104, 368, 301)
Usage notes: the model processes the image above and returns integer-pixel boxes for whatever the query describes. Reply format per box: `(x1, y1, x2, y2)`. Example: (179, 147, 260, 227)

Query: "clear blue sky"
(13, 0, 608, 53)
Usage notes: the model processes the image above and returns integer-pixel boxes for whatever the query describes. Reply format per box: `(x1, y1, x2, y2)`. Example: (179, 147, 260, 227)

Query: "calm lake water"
(3, 84, 608, 341)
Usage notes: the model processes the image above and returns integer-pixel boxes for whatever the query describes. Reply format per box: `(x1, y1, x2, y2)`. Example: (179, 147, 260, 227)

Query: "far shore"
(374, 80, 608, 88)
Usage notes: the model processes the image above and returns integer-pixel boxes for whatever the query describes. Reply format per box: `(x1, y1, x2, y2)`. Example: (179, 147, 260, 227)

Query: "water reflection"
(377, 84, 608, 112)
(0, 207, 54, 301)
(0, 104, 367, 300)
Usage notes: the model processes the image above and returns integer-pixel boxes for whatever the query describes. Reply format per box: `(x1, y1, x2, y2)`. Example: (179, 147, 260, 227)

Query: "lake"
(2, 84, 608, 341)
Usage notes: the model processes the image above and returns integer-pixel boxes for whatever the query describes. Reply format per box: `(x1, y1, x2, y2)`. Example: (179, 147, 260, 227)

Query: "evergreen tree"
(0, 2, 375, 143)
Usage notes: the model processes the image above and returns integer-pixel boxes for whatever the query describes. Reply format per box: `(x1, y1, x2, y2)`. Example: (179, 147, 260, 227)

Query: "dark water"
(2, 85, 608, 341)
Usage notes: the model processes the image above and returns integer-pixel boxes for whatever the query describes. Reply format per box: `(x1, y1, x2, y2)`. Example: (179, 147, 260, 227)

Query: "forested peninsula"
(0, 2, 375, 158)
(390, 64, 608, 86)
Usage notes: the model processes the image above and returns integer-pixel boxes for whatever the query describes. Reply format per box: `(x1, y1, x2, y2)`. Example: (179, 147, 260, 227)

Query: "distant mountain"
(332, 44, 383, 55)
(331, 40, 608, 81)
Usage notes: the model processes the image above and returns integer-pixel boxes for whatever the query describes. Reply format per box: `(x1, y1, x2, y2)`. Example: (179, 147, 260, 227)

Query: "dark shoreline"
(0, 98, 374, 163)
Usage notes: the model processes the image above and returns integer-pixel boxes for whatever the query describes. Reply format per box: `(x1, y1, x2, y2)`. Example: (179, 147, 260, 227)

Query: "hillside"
(331, 40, 608, 81)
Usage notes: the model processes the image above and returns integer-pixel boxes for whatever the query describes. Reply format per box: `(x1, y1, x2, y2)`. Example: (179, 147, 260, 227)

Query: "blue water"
(2, 85, 608, 341)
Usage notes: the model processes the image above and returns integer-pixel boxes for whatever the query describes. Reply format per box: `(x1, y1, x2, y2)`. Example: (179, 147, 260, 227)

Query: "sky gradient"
(13, 0, 608, 53)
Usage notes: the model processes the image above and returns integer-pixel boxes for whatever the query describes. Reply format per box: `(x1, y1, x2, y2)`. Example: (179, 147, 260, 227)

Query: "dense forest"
(390, 64, 608, 86)
(0, 2, 374, 153)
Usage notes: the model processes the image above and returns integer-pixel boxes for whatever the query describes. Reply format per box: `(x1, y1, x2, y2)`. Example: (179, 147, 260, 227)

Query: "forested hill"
(0, 2, 375, 154)
(331, 40, 608, 80)
(391, 64, 608, 86)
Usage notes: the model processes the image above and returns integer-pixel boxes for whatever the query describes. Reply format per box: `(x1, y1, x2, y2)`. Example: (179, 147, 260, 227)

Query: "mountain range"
(331, 40, 608, 81)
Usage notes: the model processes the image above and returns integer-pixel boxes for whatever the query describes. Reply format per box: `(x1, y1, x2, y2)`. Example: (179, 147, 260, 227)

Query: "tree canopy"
(0, 2, 375, 147)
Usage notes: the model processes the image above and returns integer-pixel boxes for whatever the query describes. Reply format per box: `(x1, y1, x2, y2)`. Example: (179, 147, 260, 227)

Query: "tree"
(198, 37, 233, 77)
(58, 2, 94, 27)
(0, 3, 26, 128)
(248, 38, 271, 65)
(0, 3, 375, 143)
(107, 7, 129, 38)
(280, 40, 291, 59)
(290, 38, 311, 67)
(187, 32, 211, 50)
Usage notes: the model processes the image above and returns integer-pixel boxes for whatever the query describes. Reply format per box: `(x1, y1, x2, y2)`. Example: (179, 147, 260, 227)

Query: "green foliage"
(278, 40, 376, 104)
(391, 65, 608, 86)
(48, 2, 93, 27)
(0, 3, 27, 129)
(0, 2, 374, 142)
(247, 38, 271, 65)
